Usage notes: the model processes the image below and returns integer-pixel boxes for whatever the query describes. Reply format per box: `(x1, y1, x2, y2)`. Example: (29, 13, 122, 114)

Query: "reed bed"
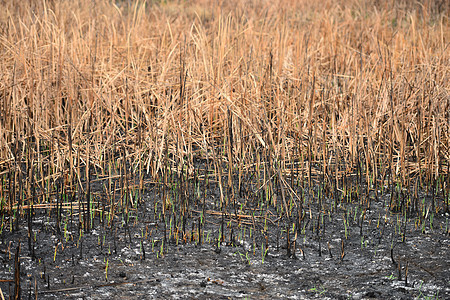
(0, 0, 448, 267)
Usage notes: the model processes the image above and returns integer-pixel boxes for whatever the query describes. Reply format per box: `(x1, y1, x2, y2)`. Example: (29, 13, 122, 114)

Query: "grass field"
(0, 0, 448, 298)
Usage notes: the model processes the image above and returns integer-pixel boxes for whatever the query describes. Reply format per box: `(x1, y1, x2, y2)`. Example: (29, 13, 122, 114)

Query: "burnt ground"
(0, 182, 449, 299)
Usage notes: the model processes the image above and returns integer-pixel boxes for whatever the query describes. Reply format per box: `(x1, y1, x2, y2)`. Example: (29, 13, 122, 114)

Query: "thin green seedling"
(160, 240, 164, 256)
(261, 242, 269, 263)
(385, 274, 396, 280)
(415, 280, 440, 300)
(301, 221, 307, 235)
(309, 285, 326, 295)
(64, 222, 69, 241)
(105, 259, 109, 281)
(53, 243, 58, 262)
(236, 250, 251, 265)
(343, 216, 348, 239)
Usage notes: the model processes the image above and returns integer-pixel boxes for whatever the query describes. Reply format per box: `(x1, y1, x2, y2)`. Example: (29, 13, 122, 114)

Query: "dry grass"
(0, 0, 448, 215)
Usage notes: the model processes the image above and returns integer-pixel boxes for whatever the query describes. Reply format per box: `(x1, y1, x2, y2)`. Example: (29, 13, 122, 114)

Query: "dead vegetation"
(0, 0, 448, 266)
